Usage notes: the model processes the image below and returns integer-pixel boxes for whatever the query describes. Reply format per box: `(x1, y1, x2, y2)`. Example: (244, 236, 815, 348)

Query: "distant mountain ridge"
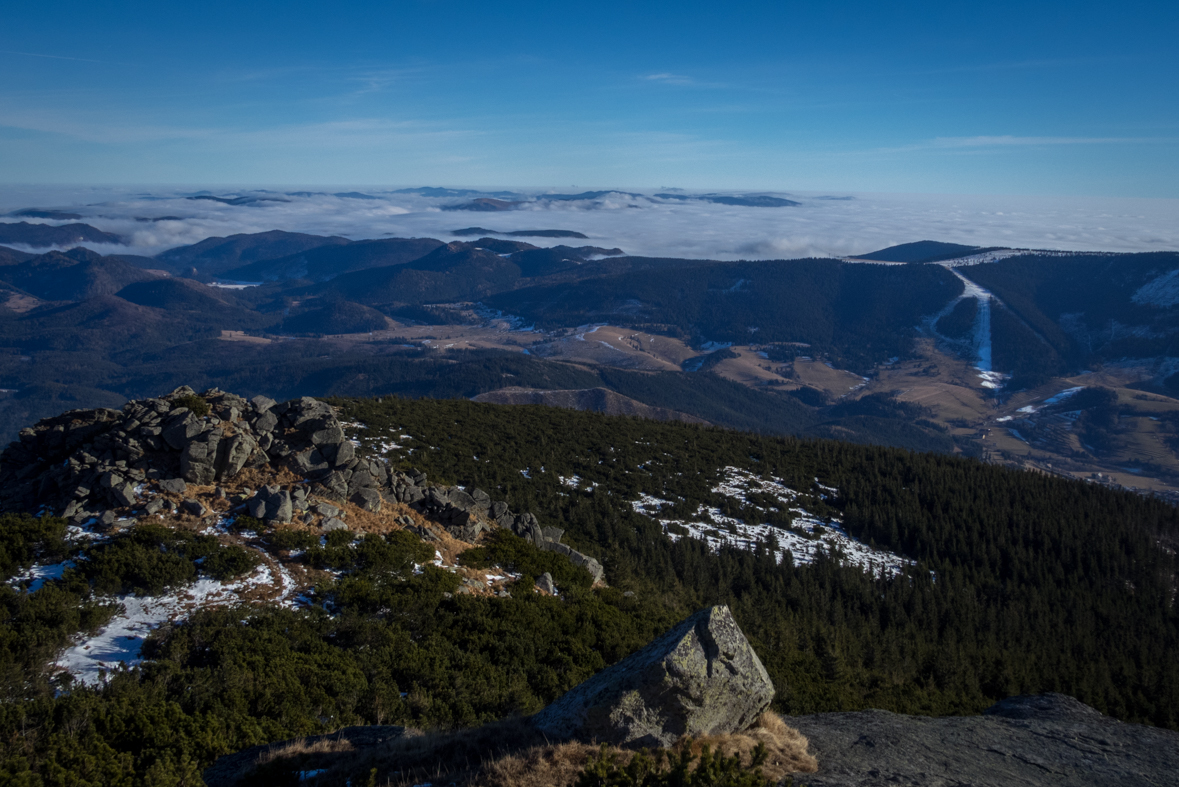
(854, 240, 984, 263)
(0, 247, 160, 301)
(156, 230, 353, 278)
(0, 221, 124, 248)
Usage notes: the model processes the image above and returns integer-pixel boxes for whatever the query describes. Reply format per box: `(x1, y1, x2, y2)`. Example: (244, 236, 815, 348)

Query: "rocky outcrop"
(0, 388, 361, 521)
(531, 605, 774, 747)
(789, 693, 1179, 786)
(0, 386, 606, 584)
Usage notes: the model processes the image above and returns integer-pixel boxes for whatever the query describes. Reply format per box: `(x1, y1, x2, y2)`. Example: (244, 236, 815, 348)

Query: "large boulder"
(531, 605, 774, 747)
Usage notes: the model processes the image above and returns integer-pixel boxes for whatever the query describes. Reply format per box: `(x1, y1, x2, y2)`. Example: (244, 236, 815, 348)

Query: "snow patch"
(631, 467, 914, 578)
(1133, 269, 1179, 307)
(56, 561, 298, 686)
(7, 561, 72, 593)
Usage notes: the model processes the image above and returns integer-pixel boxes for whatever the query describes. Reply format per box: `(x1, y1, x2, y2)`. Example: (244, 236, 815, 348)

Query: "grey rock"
(329, 440, 355, 466)
(264, 486, 293, 523)
(145, 499, 165, 515)
(446, 517, 485, 543)
(181, 499, 205, 516)
(349, 469, 376, 489)
(159, 477, 187, 494)
(319, 471, 349, 500)
(314, 502, 341, 518)
(542, 526, 565, 543)
(311, 425, 345, 445)
(536, 571, 556, 594)
(215, 433, 257, 479)
(531, 605, 773, 748)
(789, 693, 1179, 787)
(250, 395, 276, 412)
(162, 412, 203, 450)
(110, 481, 137, 507)
(246, 495, 267, 519)
(62, 500, 80, 518)
(180, 431, 221, 485)
(98, 510, 117, 527)
(408, 524, 440, 542)
(292, 448, 329, 476)
(254, 411, 278, 433)
(447, 488, 477, 511)
(289, 397, 334, 427)
(322, 517, 348, 532)
(351, 487, 382, 512)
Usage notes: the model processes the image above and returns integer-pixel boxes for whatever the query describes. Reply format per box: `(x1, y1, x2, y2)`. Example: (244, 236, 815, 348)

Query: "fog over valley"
(2, 186, 1176, 259)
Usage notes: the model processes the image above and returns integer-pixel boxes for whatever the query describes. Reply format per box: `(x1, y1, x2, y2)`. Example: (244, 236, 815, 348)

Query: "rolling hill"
(0, 221, 124, 248)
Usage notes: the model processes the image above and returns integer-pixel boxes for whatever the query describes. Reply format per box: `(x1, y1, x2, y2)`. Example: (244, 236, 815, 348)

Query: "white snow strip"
(1044, 386, 1085, 405)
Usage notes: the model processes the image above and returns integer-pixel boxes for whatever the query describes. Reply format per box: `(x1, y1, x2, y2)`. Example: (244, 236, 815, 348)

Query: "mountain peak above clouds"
(0, 221, 124, 248)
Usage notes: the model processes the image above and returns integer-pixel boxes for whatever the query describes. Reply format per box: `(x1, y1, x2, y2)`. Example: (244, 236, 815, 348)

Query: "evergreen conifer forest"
(1, 396, 1177, 785)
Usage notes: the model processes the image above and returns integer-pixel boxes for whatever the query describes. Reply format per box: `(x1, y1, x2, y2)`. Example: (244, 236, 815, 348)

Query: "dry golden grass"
(255, 736, 358, 766)
(246, 713, 816, 787)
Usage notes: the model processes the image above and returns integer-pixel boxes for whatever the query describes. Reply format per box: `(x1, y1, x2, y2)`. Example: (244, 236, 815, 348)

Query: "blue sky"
(1, 0, 1176, 196)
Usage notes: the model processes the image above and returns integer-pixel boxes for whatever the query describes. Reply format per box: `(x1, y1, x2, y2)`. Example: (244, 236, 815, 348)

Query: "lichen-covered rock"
(531, 605, 774, 747)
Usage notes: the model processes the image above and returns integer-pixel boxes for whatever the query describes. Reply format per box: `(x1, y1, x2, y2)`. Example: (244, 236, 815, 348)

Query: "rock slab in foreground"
(790, 693, 1179, 787)
(531, 605, 773, 747)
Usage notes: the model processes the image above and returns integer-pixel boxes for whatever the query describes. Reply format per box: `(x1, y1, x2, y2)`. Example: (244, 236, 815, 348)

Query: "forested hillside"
(488, 259, 961, 372)
(963, 251, 1179, 377)
(0, 394, 1176, 784)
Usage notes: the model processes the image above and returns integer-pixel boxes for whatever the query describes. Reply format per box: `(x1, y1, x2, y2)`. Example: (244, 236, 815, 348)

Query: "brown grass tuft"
(255, 713, 815, 787)
(254, 737, 357, 766)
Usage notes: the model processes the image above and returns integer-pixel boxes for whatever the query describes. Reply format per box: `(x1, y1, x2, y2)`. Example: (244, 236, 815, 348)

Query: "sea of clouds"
(0, 185, 1176, 260)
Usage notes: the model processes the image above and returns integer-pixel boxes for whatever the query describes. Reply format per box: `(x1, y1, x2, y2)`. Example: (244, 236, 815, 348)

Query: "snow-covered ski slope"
(631, 466, 914, 578)
(925, 268, 1006, 388)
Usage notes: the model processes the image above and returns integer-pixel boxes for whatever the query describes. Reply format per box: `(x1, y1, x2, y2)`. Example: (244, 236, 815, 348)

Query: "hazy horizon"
(1, 185, 1176, 260)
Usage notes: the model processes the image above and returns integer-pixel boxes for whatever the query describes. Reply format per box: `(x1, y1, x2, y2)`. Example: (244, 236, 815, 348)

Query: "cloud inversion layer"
(0, 187, 1175, 261)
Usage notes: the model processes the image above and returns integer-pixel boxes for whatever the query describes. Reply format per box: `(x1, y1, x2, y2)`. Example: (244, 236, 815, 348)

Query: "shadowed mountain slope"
(0, 248, 161, 301)
(0, 221, 124, 248)
(217, 237, 445, 282)
(472, 387, 709, 424)
(282, 300, 390, 335)
(156, 230, 352, 277)
(489, 258, 963, 372)
(115, 277, 245, 313)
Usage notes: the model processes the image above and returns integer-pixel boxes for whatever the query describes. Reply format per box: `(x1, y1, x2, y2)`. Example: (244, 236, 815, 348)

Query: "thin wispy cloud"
(866, 135, 1173, 156)
(642, 73, 697, 86)
(0, 49, 106, 64)
(933, 135, 1154, 148)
